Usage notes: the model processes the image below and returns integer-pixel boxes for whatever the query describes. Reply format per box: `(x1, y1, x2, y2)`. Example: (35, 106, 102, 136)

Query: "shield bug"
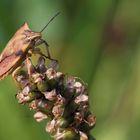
(0, 12, 60, 80)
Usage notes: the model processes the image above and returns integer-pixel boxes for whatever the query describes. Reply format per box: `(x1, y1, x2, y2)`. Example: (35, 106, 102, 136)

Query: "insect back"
(0, 23, 42, 80)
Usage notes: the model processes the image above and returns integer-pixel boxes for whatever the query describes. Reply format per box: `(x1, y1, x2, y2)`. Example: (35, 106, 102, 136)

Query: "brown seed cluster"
(15, 56, 96, 140)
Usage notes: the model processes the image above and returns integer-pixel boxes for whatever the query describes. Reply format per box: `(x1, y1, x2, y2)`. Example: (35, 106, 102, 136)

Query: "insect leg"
(35, 39, 51, 59)
(12, 63, 25, 82)
(40, 39, 58, 62)
(30, 47, 58, 62)
(39, 39, 51, 59)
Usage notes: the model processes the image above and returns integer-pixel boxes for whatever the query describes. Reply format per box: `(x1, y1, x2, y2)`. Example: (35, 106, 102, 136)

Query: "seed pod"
(36, 56, 47, 73)
(54, 129, 79, 140)
(37, 80, 49, 92)
(34, 111, 48, 122)
(56, 117, 70, 128)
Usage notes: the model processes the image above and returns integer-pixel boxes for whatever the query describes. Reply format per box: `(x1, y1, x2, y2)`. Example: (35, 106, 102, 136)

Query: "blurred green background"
(0, 0, 140, 140)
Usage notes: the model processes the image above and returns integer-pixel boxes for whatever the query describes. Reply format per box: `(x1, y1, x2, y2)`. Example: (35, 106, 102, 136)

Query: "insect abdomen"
(0, 54, 22, 80)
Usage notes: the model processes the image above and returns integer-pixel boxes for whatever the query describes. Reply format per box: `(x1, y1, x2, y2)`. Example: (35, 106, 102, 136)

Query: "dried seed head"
(37, 99, 53, 111)
(52, 104, 64, 118)
(54, 129, 79, 140)
(16, 86, 31, 104)
(75, 94, 88, 104)
(46, 119, 57, 133)
(37, 80, 49, 92)
(16, 91, 41, 104)
(32, 73, 45, 83)
(44, 89, 57, 101)
(15, 56, 96, 140)
(56, 117, 69, 128)
(56, 72, 63, 78)
(79, 131, 88, 140)
(16, 92, 28, 104)
(46, 68, 57, 80)
(36, 56, 47, 73)
(34, 111, 48, 122)
(85, 115, 96, 127)
(66, 76, 76, 93)
(56, 94, 65, 105)
(15, 70, 29, 88)
(73, 81, 86, 94)
(29, 100, 39, 110)
(74, 112, 84, 124)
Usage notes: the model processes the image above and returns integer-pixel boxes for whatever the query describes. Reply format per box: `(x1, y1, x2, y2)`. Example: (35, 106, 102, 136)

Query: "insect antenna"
(40, 12, 60, 33)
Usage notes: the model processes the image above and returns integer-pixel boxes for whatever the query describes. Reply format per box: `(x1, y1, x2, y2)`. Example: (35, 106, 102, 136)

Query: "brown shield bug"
(0, 12, 60, 80)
